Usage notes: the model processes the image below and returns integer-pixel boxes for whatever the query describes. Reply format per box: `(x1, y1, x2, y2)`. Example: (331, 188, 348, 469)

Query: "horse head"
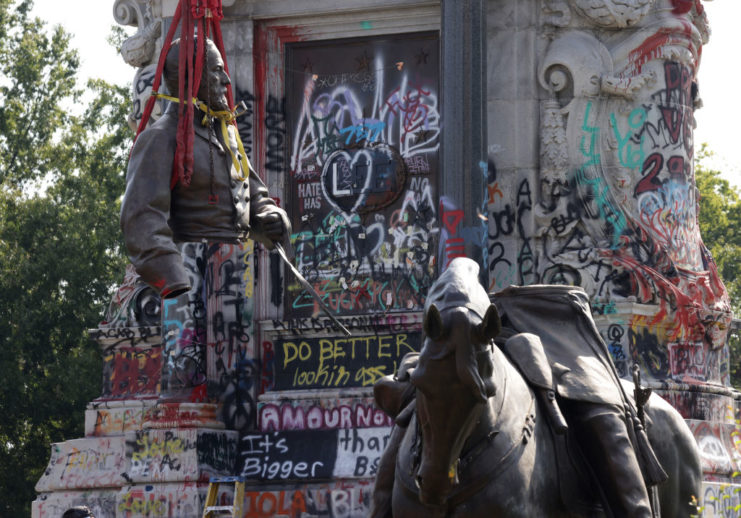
(409, 259, 501, 506)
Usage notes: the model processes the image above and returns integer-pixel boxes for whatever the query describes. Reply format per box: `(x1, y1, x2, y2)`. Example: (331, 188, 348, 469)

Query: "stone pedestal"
(593, 302, 740, 515)
(33, 286, 237, 517)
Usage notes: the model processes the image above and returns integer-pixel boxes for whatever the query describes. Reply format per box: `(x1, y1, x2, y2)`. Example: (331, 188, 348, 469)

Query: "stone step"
(86, 401, 226, 437)
(125, 428, 239, 484)
(34, 478, 741, 518)
(686, 419, 741, 479)
(36, 428, 239, 492)
(36, 437, 128, 492)
(85, 399, 156, 437)
(33, 488, 118, 518)
(33, 479, 375, 518)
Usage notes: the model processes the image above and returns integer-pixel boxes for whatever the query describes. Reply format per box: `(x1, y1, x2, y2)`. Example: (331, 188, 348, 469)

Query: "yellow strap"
(154, 92, 252, 181)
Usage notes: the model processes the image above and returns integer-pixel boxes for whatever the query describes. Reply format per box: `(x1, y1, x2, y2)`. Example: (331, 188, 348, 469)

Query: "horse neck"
(464, 346, 533, 454)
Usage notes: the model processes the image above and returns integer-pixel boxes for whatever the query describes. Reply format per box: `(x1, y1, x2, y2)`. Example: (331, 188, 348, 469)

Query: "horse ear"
(424, 304, 444, 340)
(475, 304, 502, 343)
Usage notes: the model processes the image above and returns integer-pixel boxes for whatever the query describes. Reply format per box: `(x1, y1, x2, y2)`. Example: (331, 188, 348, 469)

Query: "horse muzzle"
(416, 480, 448, 507)
(415, 462, 458, 507)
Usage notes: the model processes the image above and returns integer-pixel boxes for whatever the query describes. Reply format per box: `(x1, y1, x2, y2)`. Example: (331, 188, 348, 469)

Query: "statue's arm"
(120, 127, 191, 298)
(248, 170, 291, 249)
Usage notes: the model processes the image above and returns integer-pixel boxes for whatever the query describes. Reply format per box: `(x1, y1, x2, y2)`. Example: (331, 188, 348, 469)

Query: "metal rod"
(274, 243, 352, 336)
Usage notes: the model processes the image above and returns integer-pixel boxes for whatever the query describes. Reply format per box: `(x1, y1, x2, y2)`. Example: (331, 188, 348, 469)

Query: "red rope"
(133, 2, 182, 141)
(132, 0, 231, 190)
(175, 3, 196, 187)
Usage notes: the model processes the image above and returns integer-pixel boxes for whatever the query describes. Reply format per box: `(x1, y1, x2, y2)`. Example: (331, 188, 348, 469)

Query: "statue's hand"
(256, 211, 287, 248)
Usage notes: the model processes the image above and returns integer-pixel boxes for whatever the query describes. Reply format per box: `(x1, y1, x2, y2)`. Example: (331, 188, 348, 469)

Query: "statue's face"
(198, 44, 231, 112)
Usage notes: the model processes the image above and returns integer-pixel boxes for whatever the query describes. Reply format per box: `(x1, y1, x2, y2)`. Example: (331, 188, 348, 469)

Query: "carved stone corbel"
(542, 0, 572, 28)
(539, 31, 612, 105)
(113, 0, 151, 30)
(114, 0, 161, 68)
(568, 0, 656, 28)
(120, 21, 162, 68)
(113, 0, 164, 129)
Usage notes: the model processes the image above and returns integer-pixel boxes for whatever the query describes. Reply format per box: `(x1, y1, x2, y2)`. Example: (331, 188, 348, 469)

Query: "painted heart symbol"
(320, 143, 406, 216)
(321, 149, 374, 215)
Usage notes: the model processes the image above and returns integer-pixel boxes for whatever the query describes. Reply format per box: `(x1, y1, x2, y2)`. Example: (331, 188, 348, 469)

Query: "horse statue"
(371, 258, 702, 518)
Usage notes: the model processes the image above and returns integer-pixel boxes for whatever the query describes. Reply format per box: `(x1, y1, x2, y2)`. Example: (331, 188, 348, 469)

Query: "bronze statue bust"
(120, 38, 289, 410)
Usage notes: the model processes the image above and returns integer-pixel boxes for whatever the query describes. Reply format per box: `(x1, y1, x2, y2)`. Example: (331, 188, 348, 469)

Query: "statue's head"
(164, 38, 231, 112)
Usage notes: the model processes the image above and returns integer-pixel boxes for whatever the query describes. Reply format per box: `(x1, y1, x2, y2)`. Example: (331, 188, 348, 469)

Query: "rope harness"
(154, 93, 252, 181)
(133, 0, 238, 191)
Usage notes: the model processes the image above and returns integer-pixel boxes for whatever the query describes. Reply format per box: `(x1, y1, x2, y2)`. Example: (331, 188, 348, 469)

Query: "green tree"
(695, 144, 741, 386)
(0, 1, 130, 514)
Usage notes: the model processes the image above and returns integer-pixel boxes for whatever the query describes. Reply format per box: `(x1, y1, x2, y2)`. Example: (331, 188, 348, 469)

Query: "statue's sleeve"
(120, 126, 190, 298)
(248, 169, 292, 247)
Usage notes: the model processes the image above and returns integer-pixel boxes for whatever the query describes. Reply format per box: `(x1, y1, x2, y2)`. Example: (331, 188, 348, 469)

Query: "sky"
(692, 1, 741, 186)
(29, 0, 741, 187)
(30, 1, 135, 87)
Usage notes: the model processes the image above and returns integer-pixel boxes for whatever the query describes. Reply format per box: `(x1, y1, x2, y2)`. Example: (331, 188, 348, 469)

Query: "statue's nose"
(415, 472, 447, 507)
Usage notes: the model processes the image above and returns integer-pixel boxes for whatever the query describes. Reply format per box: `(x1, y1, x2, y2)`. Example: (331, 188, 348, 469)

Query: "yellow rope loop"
(153, 92, 190, 107)
(152, 93, 252, 182)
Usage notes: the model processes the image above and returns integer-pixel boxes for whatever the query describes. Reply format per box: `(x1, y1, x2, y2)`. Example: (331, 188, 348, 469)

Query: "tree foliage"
(695, 144, 741, 387)
(0, 1, 130, 514)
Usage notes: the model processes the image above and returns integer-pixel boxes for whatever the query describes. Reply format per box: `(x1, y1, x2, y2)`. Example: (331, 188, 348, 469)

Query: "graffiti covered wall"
(284, 33, 440, 317)
(487, 0, 737, 500)
(489, 0, 732, 388)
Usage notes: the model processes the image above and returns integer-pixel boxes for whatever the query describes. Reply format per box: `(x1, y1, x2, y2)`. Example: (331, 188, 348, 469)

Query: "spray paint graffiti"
(160, 242, 257, 431)
(239, 428, 391, 480)
(269, 312, 422, 335)
(130, 64, 161, 131)
(33, 489, 118, 518)
(100, 264, 161, 329)
(492, 0, 731, 400)
(125, 429, 238, 483)
(290, 76, 439, 171)
(702, 482, 741, 518)
(240, 480, 374, 518)
(265, 332, 420, 391)
(35, 437, 128, 491)
(259, 399, 393, 431)
(266, 95, 287, 173)
(235, 88, 255, 157)
(285, 33, 440, 317)
(101, 345, 161, 399)
(606, 323, 629, 378)
(86, 406, 148, 437)
(116, 482, 207, 518)
(439, 196, 466, 269)
(502, 50, 732, 389)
